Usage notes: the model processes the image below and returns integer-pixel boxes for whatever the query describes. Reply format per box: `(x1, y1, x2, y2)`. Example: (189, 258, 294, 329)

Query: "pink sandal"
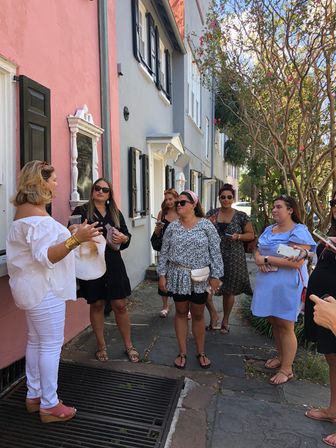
(40, 401, 77, 423)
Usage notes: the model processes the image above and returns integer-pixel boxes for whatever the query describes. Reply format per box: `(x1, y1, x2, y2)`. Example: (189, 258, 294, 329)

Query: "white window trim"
(0, 57, 16, 276)
(67, 105, 104, 210)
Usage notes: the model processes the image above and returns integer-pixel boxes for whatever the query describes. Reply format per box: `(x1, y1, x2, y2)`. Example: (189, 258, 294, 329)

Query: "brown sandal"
(95, 347, 108, 362)
(269, 370, 294, 385)
(125, 346, 140, 363)
(264, 357, 281, 369)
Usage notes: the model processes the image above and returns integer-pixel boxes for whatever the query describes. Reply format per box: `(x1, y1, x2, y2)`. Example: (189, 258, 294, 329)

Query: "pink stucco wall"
(0, 0, 120, 369)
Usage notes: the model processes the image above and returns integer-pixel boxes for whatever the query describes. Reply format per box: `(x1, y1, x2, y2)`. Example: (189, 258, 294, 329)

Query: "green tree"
(196, 0, 336, 229)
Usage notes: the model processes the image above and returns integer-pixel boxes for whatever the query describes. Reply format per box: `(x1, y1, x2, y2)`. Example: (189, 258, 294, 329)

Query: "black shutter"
(131, 0, 140, 62)
(142, 154, 150, 216)
(129, 147, 137, 217)
(165, 49, 171, 99)
(190, 169, 195, 191)
(165, 165, 170, 189)
(155, 27, 161, 89)
(171, 168, 175, 188)
(19, 75, 50, 167)
(147, 13, 156, 77)
(199, 173, 203, 201)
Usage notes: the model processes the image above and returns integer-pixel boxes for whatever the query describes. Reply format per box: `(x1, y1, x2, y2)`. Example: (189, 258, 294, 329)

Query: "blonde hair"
(12, 160, 54, 206)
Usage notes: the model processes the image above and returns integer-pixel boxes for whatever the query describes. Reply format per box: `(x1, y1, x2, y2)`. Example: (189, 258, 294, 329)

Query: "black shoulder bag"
(150, 230, 163, 251)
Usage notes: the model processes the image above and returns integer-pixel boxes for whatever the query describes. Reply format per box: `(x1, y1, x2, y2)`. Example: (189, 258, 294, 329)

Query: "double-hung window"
(138, 1, 148, 62)
(132, 0, 172, 101)
(205, 117, 209, 159)
(0, 58, 16, 276)
(190, 169, 203, 199)
(187, 45, 201, 127)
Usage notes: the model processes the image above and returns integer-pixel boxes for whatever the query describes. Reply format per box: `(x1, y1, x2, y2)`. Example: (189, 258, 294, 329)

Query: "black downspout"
(98, 0, 112, 181)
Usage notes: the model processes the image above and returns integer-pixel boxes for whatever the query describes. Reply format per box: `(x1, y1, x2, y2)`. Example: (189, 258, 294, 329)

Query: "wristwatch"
(264, 256, 268, 264)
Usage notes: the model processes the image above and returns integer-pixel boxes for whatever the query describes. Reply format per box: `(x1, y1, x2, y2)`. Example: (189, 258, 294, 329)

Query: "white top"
(6, 216, 76, 310)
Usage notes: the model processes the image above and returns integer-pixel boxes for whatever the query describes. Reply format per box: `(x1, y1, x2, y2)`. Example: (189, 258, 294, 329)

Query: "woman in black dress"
(72, 178, 139, 363)
(154, 188, 179, 317)
(304, 192, 336, 447)
(206, 184, 254, 333)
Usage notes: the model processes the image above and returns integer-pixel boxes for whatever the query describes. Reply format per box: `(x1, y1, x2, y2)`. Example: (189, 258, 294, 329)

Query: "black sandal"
(174, 353, 187, 369)
(197, 353, 211, 369)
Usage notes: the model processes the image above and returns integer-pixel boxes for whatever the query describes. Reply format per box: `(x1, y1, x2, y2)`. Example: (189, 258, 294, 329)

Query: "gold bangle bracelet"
(72, 234, 81, 245)
(65, 235, 81, 251)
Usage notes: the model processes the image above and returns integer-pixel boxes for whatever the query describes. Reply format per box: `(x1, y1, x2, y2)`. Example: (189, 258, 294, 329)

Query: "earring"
(106, 200, 110, 205)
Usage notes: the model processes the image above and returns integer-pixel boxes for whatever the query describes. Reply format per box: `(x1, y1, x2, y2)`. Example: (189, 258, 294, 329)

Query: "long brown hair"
(273, 195, 302, 224)
(180, 190, 205, 217)
(88, 178, 120, 227)
(12, 160, 55, 206)
(161, 188, 179, 217)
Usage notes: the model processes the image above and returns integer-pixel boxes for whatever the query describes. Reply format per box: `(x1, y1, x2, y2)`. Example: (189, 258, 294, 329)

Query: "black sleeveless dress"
(72, 204, 132, 303)
(304, 243, 336, 354)
(158, 218, 173, 297)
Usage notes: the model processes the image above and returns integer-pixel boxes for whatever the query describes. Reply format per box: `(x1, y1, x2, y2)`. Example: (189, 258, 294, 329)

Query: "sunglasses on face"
(220, 195, 233, 200)
(94, 185, 110, 193)
(175, 200, 192, 207)
(330, 199, 336, 208)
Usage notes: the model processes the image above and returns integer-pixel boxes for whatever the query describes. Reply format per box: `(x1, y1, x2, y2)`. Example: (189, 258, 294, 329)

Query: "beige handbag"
(190, 266, 210, 283)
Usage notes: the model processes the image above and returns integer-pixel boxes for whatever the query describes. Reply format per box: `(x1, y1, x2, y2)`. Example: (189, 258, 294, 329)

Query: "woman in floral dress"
(206, 184, 254, 333)
(158, 191, 223, 369)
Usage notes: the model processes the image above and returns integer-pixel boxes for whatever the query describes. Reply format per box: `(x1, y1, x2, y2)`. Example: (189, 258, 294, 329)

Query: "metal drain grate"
(0, 362, 184, 448)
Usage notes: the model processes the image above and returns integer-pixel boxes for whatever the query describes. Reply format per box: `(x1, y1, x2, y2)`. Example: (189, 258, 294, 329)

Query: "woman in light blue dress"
(251, 195, 316, 385)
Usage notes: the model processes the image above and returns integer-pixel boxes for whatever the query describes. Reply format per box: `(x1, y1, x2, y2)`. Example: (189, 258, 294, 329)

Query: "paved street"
(63, 260, 331, 448)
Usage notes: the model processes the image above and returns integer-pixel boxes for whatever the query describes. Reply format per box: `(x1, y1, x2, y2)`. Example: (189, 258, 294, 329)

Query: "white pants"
(25, 291, 65, 409)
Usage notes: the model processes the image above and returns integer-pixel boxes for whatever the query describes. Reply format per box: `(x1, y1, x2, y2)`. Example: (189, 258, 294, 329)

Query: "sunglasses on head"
(330, 199, 336, 208)
(220, 195, 233, 200)
(175, 200, 192, 207)
(94, 185, 110, 193)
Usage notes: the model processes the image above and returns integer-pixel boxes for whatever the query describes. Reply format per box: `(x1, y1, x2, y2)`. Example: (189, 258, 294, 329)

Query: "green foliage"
(239, 173, 251, 200)
(224, 139, 248, 166)
(241, 296, 329, 384)
(196, 0, 336, 229)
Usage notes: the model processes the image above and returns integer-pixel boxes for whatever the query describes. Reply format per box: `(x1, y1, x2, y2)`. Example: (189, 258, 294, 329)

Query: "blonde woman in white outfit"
(6, 161, 101, 423)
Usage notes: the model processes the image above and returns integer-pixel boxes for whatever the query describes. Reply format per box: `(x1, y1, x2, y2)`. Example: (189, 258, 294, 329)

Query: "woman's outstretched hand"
(310, 294, 336, 335)
(75, 220, 103, 243)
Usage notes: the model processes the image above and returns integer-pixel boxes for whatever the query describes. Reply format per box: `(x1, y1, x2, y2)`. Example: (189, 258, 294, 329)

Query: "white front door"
(149, 151, 165, 264)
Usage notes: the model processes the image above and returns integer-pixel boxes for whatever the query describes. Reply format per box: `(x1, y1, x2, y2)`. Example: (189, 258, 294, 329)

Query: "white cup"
(69, 215, 82, 225)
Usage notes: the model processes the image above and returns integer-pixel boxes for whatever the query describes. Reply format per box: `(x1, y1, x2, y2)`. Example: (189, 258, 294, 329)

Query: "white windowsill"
(159, 90, 171, 106)
(138, 62, 155, 83)
(132, 216, 147, 227)
(187, 113, 203, 134)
